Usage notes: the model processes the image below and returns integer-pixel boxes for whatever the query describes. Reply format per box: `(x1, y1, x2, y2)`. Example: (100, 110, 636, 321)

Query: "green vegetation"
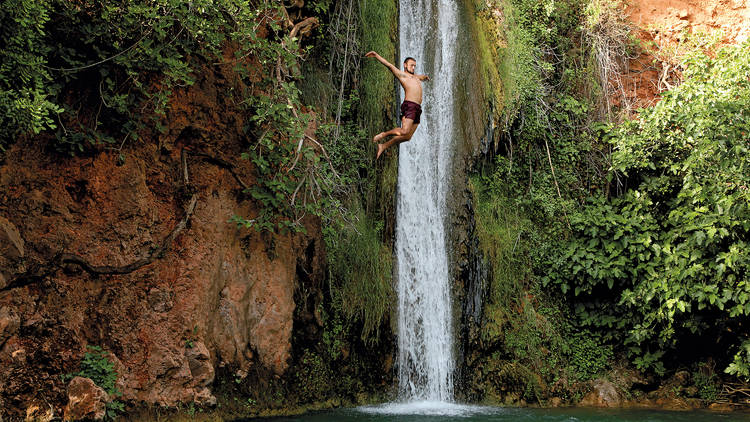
(0, 0, 62, 147)
(467, 0, 613, 400)
(470, 0, 749, 403)
(693, 362, 721, 401)
(359, 0, 399, 138)
(285, 0, 399, 407)
(1, 0, 340, 232)
(471, 176, 614, 396)
(544, 43, 750, 375)
(326, 206, 393, 344)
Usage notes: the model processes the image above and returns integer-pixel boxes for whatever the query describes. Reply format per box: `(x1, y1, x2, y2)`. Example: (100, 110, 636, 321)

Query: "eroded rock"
(185, 341, 214, 387)
(0, 216, 24, 283)
(148, 288, 173, 313)
(579, 379, 622, 407)
(0, 66, 325, 416)
(0, 307, 20, 347)
(0, 216, 24, 260)
(63, 377, 109, 421)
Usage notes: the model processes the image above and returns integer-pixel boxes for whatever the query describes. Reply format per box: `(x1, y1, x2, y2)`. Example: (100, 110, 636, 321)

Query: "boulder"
(579, 379, 622, 407)
(63, 377, 109, 421)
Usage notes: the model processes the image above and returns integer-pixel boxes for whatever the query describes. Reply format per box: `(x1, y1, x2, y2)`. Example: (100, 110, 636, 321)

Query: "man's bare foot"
(372, 132, 385, 143)
(376, 143, 386, 160)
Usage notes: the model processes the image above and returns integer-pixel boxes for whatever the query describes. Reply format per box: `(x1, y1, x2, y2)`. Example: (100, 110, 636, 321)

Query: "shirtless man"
(365, 51, 430, 159)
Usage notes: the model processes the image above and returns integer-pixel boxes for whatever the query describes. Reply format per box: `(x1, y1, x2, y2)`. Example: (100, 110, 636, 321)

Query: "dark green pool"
(252, 402, 750, 422)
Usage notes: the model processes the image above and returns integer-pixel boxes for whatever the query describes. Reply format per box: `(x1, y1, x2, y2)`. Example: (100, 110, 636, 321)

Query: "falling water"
(395, 0, 459, 402)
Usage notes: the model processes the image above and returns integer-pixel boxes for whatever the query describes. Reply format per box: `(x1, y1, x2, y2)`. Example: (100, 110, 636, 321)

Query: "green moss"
(326, 204, 393, 345)
(462, 0, 504, 112)
(359, 0, 399, 138)
(299, 63, 336, 117)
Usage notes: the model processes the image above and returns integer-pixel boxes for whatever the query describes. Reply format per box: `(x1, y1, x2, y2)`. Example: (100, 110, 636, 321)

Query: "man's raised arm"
(417, 74, 431, 81)
(365, 51, 402, 76)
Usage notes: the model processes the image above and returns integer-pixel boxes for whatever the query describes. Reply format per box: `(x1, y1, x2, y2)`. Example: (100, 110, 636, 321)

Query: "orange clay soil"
(615, 0, 749, 109)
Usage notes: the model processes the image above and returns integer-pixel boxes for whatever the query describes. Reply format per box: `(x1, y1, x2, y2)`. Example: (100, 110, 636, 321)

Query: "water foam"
(358, 401, 498, 417)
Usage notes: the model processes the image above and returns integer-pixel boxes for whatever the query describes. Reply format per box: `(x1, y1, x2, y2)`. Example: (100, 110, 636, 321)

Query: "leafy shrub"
(726, 339, 750, 381)
(0, 0, 62, 147)
(692, 362, 721, 401)
(568, 333, 614, 380)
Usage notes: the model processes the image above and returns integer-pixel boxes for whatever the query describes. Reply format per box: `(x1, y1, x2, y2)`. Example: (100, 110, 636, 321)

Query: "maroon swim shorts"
(400, 100, 422, 124)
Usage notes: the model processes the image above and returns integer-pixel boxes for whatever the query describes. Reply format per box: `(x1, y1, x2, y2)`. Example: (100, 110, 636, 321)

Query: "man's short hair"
(404, 57, 416, 64)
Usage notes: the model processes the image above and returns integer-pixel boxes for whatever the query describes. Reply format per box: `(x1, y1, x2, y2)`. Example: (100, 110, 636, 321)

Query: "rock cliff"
(0, 63, 325, 419)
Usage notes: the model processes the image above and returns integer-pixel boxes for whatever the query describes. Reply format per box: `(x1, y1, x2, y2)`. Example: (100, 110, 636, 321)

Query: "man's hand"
(418, 74, 431, 81)
(365, 51, 378, 58)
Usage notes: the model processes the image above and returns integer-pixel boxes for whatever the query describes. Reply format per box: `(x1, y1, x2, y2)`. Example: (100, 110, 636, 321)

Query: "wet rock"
(63, 377, 109, 421)
(548, 397, 563, 407)
(580, 379, 622, 407)
(185, 341, 214, 387)
(0, 307, 20, 347)
(655, 397, 701, 410)
(708, 402, 734, 411)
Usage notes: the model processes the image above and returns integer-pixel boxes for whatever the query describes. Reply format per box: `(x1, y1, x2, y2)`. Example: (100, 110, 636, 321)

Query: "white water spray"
(395, 0, 459, 402)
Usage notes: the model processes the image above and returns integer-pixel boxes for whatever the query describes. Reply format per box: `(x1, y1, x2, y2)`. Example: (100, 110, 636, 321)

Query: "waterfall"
(395, 0, 459, 403)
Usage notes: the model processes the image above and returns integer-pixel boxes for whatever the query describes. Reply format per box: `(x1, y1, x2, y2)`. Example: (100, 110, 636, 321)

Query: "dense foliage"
(544, 44, 750, 376)
(472, 0, 749, 400)
(469, 0, 617, 397)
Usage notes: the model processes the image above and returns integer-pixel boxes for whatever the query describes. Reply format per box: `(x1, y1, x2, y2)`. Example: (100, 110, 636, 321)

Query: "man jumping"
(365, 51, 430, 159)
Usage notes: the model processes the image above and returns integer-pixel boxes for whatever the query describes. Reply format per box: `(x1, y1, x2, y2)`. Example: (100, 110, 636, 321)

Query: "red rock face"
(0, 63, 325, 418)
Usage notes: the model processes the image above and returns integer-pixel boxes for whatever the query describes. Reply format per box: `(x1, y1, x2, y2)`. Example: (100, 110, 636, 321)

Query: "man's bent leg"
(373, 118, 411, 143)
(376, 121, 418, 159)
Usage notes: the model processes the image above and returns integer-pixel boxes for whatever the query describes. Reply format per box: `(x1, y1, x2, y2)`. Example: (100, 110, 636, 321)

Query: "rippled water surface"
(255, 402, 750, 422)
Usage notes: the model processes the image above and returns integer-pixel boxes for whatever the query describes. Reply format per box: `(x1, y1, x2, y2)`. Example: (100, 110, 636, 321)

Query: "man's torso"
(399, 75, 423, 104)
